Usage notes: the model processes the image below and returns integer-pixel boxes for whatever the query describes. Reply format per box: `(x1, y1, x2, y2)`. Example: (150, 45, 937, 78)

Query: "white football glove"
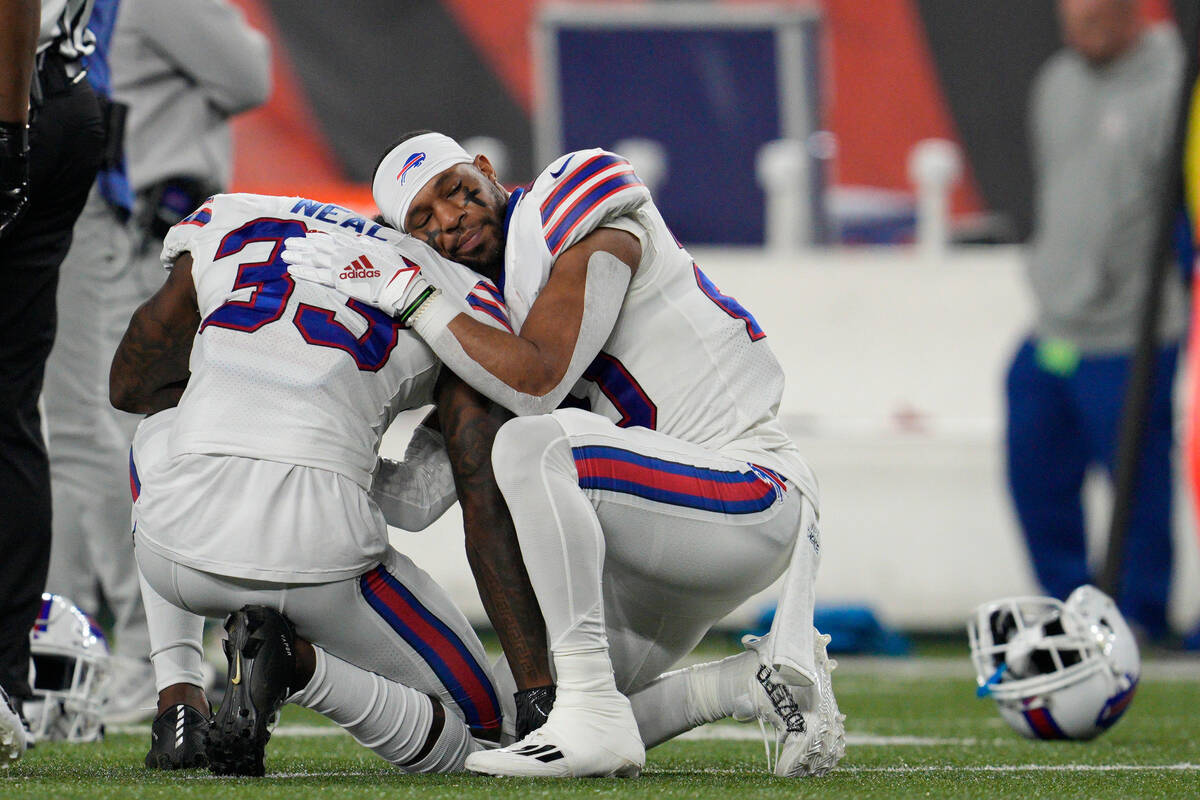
(282, 231, 441, 325)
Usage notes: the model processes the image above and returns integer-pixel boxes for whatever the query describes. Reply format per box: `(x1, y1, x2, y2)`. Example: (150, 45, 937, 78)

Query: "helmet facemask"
(26, 594, 110, 742)
(967, 585, 1138, 740)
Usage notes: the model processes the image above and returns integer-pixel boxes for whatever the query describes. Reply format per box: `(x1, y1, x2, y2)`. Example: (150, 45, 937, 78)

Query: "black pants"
(0, 65, 104, 700)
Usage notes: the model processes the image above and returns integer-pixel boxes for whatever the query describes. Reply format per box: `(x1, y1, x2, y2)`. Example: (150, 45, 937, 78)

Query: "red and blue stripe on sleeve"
(466, 280, 513, 332)
(540, 154, 645, 256)
(129, 448, 141, 502)
(177, 198, 214, 228)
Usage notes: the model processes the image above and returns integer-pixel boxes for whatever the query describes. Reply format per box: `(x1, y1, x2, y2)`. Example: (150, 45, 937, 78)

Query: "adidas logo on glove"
(338, 256, 382, 280)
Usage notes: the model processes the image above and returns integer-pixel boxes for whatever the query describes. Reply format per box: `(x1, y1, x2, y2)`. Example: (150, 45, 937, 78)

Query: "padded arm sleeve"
(369, 425, 457, 531)
(411, 250, 630, 416)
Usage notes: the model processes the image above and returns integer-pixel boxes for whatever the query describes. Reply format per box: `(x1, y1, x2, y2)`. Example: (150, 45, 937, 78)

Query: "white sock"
(553, 649, 621, 696)
(628, 651, 754, 747)
(139, 569, 206, 692)
(292, 646, 480, 772)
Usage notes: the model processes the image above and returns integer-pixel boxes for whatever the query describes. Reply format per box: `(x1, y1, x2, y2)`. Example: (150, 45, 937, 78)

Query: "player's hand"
(0, 121, 31, 238)
(282, 232, 441, 325)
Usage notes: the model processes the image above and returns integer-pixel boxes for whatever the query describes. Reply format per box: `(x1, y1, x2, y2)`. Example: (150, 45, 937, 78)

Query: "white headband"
(372, 133, 472, 232)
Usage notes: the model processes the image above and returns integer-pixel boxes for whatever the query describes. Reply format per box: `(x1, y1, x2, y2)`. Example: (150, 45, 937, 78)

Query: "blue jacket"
(82, 0, 133, 217)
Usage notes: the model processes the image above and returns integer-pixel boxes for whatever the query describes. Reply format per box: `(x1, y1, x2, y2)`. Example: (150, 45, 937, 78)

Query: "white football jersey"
(501, 151, 815, 498)
(160, 193, 506, 488)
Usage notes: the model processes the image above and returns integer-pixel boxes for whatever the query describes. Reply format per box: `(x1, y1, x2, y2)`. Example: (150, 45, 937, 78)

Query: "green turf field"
(4, 653, 1198, 799)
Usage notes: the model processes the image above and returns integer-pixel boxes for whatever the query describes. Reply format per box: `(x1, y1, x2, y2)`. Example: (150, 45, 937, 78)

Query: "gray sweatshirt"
(1026, 25, 1186, 354)
(110, 0, 270, 193)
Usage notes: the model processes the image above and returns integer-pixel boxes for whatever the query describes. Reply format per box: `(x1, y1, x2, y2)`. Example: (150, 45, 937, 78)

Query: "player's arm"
(110, 253, 201, 414)
(371, 410, 458, 531)
(434, 369, 553, 691)
(0, 0, 37, 236)
(396, 227, 638, 418)
(0, 0, 35, 125)
(442, 227, 639, 400)
(284, 225, 640, 414)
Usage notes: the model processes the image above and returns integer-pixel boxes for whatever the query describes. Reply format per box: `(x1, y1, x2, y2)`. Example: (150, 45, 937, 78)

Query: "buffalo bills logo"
(397, 152, 426, 185)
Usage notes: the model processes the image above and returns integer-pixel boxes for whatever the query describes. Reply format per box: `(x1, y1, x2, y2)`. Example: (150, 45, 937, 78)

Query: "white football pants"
(491, 408, 814, 693)
(136, 542, 507, 740)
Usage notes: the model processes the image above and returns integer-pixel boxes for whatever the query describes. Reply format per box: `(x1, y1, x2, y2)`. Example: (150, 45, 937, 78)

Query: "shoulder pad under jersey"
(529, 149, 651, 258)
(160, 193, 303, 270)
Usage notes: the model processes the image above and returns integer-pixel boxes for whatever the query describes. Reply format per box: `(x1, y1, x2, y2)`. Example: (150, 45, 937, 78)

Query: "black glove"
(514, 684, 556, 739)
(0, 120, 30, 237)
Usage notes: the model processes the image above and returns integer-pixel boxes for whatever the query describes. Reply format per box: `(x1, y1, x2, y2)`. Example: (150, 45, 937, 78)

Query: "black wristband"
(0, 120, 31, 235)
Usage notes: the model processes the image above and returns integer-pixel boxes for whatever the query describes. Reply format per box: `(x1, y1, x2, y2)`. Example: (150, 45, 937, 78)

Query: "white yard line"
(7, 761, 1198, 781)
(677, 727, 989, 746)
(96, 723, 1146, 752)
(156, 763, 1200, 779)
(109, 723, 986, 744)
(837, 763, 1200, 774)
(107, 723, 343, 737)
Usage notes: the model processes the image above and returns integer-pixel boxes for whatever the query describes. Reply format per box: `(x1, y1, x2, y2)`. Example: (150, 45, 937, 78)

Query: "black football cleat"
(206, 606, 297, 777)
(145, 704, 211, 769)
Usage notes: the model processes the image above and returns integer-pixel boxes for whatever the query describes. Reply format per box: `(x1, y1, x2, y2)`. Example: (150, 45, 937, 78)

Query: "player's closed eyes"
(411, 182, 462, 232)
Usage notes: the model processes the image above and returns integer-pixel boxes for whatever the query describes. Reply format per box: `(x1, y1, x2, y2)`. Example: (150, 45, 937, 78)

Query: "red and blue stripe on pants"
(360, 565, 501, 735)
(572, 445, 785, 514)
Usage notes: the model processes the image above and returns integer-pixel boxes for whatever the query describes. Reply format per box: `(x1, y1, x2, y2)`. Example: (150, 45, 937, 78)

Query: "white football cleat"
(734, 630, 846, 777)
(464, 685, 644, 777)
(0, 686, 25, 767)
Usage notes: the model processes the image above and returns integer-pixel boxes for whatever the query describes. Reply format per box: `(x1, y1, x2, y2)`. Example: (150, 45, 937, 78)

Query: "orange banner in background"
(227, 0, 345, 196)
(220, 0, 988, 218)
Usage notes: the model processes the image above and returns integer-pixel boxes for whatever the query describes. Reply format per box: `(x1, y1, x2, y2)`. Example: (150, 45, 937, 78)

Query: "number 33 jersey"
(501, 151, 816, 500)
(160, 193, 504, 489)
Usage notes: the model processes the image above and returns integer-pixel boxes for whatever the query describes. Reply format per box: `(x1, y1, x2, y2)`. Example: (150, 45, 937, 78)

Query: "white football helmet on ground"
(967, 585, 1139, 740)
(25, 593, 110, 742)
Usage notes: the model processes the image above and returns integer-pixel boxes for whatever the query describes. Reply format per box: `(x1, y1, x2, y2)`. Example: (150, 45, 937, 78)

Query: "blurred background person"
(1005, 0, 1186, 644)
(40, 0, 269, 724)
(0, 0, 106, 733)
(38, 0, 138, 725)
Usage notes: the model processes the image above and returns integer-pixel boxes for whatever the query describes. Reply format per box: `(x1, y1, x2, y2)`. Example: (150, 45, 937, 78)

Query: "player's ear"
(475, 154, 499, 184)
